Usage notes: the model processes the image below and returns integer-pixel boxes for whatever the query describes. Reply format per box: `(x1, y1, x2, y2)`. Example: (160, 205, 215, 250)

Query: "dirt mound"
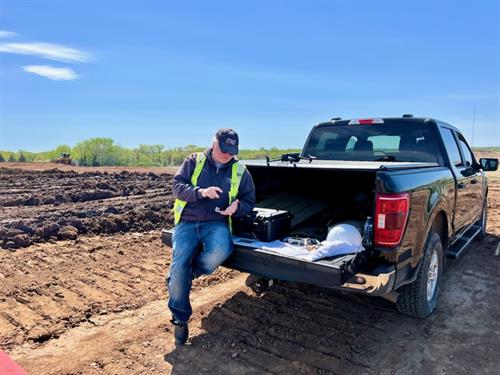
(0, 168, 175, 249)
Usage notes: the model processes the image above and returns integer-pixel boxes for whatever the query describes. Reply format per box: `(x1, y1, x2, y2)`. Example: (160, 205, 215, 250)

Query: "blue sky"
(0, 1, 499, 152)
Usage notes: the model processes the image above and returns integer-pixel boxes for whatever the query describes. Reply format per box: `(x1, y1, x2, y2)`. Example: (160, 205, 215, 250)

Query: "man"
(168, 128, 256, 345)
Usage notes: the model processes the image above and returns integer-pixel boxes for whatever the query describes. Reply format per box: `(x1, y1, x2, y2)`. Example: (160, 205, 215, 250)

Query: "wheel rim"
(427, 250, 439, 302)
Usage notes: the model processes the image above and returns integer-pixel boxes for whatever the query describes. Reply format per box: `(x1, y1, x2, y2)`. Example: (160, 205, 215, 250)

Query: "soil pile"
(0, 168, 174, 249)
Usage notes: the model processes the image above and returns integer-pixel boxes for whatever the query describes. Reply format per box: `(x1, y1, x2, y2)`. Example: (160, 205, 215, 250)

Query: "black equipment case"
(233, 207, 292, 242)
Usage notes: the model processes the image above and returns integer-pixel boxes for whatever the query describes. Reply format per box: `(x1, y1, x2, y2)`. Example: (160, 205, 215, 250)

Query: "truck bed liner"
(257, 192, 330, 227)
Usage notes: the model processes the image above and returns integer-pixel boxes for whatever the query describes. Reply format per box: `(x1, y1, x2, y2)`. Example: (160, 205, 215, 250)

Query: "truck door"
(438, 127, 472, 233)
(455, 132, 483, 224)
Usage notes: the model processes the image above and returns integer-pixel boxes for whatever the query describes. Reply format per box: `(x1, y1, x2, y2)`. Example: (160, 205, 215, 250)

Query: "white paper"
(232, 235, 364, 262)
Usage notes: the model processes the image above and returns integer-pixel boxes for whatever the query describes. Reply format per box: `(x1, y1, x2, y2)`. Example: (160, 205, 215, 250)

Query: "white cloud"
(0, 42, 92, 62)
(0, 30, 18, 38)
(23, 65, 79, 80)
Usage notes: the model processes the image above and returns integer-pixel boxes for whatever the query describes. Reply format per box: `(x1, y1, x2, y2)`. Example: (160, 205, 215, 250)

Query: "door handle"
(470, 179, 478, 184)
(457, 183, 465, 189)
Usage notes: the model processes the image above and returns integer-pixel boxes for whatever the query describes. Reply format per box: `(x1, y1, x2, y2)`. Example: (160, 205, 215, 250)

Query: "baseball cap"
(215, 128, 239, 155)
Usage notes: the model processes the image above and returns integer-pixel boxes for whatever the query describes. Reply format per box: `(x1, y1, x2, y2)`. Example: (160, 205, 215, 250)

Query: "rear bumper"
(161, 229, 396, 296)
(340, 267, 396, 296)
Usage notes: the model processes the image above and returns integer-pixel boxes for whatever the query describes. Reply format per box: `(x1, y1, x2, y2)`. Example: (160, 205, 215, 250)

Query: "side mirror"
(479, 158, 499, 171)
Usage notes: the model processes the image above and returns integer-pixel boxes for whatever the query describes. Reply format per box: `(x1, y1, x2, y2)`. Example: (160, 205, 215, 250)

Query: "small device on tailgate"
(233, 207, 292, 242)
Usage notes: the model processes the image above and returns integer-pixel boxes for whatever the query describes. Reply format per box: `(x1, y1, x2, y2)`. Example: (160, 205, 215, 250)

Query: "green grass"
(473, 147, 500, 152)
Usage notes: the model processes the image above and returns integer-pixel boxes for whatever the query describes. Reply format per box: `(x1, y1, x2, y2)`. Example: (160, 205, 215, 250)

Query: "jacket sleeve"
(172, 153, 204, 202)
(233, 168, 256, 218)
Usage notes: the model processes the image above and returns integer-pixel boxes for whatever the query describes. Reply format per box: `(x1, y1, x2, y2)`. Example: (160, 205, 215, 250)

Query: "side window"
(456, 133, 474, 167)
(440, 128, 463, 167)
(345, 136, 357, 151)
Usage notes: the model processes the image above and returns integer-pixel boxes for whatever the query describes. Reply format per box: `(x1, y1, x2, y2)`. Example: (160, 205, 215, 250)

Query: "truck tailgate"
(161, 229, 346, 287)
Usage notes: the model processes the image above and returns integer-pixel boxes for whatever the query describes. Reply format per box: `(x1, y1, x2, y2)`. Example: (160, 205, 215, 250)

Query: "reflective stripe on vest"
(173, 153, 246, 230)
(173, 152, 206, 224)
(228, 161, 246, 231)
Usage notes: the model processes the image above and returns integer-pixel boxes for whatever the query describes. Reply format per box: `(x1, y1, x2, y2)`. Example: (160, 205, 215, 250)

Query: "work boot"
(172, 319, 189, 346)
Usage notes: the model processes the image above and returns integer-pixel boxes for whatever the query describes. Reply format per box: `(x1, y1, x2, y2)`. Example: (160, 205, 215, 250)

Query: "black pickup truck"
(163, 116, 498, 318)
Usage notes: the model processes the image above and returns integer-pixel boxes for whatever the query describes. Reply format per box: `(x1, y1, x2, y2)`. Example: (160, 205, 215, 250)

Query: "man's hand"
(218, 199, 239, 216)
(201, 186, 222, 199)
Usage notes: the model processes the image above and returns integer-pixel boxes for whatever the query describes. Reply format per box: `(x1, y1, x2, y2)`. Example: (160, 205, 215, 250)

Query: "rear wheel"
(396, 232, 443, 318)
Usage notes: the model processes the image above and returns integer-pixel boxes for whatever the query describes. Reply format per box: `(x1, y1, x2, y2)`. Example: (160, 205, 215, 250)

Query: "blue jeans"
(167, 220, 233, 323)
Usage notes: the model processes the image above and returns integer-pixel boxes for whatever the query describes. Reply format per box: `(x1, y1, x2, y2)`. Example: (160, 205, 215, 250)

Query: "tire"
(475, 198, 487, 241)
(396, 232, 443, 318)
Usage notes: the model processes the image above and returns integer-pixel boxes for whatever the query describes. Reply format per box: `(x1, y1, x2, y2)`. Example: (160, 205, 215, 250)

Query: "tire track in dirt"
(9, 275, 249, 375)
(0, 230, 239, 352)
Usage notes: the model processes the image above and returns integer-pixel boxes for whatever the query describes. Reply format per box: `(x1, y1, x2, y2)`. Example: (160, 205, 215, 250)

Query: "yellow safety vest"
(172, 152, 246, 231)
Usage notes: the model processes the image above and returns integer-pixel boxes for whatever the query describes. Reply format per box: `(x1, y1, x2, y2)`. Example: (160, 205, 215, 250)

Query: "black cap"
(215, 128, 239, 155)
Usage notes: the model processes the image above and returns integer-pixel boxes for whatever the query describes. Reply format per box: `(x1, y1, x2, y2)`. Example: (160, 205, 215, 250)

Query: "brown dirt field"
(475, 151, 500, 180)
(1, 163, 499, 374)
(1, 162, 179, 174)
(0, 166, 176, 250)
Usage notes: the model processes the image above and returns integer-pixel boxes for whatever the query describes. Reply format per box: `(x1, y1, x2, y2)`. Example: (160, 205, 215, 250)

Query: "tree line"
(3, 138, 496, 167)
(0, 138, 301, 166)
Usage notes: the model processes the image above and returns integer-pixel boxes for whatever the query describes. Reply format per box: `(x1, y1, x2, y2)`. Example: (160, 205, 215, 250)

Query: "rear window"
(303, 123, 439, 163)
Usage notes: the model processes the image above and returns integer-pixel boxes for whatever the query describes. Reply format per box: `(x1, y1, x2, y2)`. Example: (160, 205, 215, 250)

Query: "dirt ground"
(0, 166, 175, 250)
(1, 162, 499, 375)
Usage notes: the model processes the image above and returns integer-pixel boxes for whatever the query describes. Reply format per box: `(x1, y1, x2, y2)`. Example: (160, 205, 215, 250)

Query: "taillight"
(348, 118, 384, 125)
(374, 193, 409, 247)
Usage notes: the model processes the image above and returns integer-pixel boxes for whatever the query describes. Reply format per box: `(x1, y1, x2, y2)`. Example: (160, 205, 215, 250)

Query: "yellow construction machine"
(54, 153, 72, 165)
